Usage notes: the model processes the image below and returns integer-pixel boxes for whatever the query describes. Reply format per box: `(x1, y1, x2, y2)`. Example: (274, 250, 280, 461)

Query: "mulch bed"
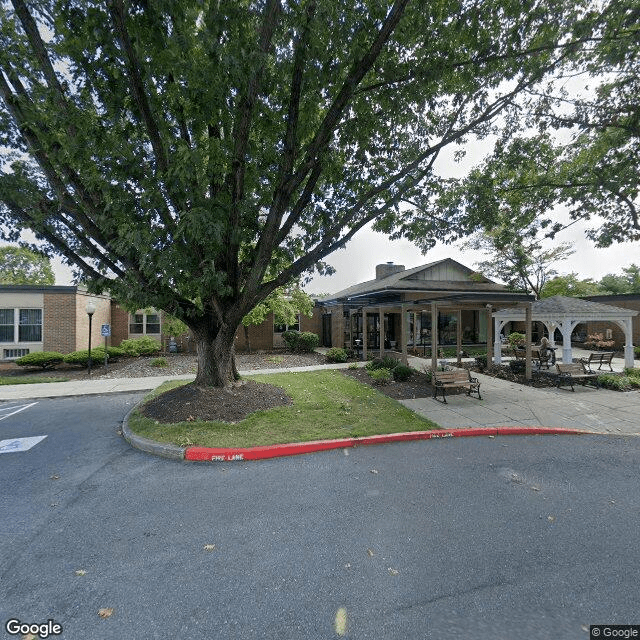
(341, 367, 433, 399)
(140, 380, 293, 424)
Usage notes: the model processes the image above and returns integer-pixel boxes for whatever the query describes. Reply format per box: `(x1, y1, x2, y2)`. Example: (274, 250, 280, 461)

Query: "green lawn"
(128, 369, 439, 448)
(0, 376, 70, 385)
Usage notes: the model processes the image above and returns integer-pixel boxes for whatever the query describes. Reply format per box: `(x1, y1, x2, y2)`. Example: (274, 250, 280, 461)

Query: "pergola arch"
(493, 296, 638, 369)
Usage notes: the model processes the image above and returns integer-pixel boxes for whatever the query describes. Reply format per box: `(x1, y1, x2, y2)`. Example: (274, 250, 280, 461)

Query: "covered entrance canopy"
(493, 295, 638, 369)
(347, 291, 534, 371)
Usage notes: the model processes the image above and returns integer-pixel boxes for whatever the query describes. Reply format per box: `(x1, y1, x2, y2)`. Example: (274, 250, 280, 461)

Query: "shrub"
(325, 347, 348, 363)
(507, 332, 526, 349)
(282, 330, 319, 352)
(509, 360, 526, 374)
(392, 364, 414, 381)
(368, 368, 392, 385)
(366, 355, 400, 371)
(348, 362, 359, 370)
(106, 346, 126, 361)
(119, 336, 161, 356)
(474, 355, 488, 371)
(635, 346, 640, 358)
(297, 332, 319, 352)
(597, 374, 632, 391)
(63, 348, 107, 367)
(584, 333, 615, 350)
(624, 368, 640, 379)
(150, 357, 168, 368)
(15, 351, 64, 370)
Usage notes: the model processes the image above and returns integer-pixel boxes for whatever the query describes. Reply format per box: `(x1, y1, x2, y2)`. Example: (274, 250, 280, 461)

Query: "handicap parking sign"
(101, 324, 111, 337)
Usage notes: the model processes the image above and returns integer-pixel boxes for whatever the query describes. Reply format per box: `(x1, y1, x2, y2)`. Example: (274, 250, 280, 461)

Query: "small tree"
(241, 287, 313, 352)
(0, 246, 54, 285)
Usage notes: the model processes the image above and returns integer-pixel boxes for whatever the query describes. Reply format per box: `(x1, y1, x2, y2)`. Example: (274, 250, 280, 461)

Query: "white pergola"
(493, 296, 638, 369)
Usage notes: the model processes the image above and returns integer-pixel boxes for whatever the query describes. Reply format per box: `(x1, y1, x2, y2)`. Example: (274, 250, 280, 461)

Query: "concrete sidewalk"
(0, 362, 354, 401)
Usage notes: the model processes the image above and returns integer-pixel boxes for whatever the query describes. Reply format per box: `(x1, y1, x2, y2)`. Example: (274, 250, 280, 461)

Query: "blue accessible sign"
(101, 324, 111, 337)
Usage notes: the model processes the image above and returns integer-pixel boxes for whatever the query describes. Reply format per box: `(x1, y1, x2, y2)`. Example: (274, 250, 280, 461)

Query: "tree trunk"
(192, 321, 240, 388)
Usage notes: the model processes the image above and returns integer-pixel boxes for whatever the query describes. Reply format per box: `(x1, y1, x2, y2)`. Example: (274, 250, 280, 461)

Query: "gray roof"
(319, 259, 512, 304)
(495, 295, 638, 318)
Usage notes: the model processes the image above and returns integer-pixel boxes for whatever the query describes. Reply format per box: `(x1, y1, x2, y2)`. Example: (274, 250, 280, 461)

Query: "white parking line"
(0, 402, 39, 422)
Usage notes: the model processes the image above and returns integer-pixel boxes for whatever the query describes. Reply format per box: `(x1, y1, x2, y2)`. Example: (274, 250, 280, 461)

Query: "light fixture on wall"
(86, 298, 97, 378)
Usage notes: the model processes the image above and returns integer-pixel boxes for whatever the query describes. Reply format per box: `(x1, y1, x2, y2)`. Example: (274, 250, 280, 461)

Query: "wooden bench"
(432, 369, 482, 403)
(556, 363, 599, 391)
(579, 351, 615, 372)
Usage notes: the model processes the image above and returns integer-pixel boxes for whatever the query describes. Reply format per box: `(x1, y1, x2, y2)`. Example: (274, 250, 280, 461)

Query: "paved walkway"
(2, 353, 639, 436)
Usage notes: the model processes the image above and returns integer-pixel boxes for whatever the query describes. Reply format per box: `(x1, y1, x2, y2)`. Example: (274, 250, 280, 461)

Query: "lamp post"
(86, 298, 97, 378)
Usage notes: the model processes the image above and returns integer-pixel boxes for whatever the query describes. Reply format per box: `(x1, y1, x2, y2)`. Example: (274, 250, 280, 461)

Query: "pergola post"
(494, 317, 504, 364)
(559, 319, 575, 364)
(620, 317, 635, 368)
(456, 309, 462, 366)
(525, 302, 533, 380)
(431, 302, 438, 371)
(401, 305, 408, 365)
(486, 305, 493, 367)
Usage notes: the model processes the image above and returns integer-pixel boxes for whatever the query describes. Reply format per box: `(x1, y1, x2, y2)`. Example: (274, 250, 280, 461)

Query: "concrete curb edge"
(183, 426, 586, 462)
(121, 405, 185, 460)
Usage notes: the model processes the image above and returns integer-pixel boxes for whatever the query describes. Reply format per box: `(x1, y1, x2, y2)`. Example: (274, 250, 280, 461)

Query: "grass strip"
(128, 370, 439, 448)
(0, 376, 70, 385)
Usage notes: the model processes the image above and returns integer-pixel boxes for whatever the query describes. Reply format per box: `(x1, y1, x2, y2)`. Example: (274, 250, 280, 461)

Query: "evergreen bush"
(15, 351, 64, 370)
(119, 336, 161, 356)
(63, 348, 106, 367)
(325, 347, 348, 363)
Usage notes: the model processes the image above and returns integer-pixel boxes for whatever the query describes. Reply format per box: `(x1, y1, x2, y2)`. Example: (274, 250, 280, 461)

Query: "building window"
(0, 309, 14, 342)
(146, 314, 160, 334)
(3, 348, 29, 359)
(129, 313, 144, 334)
(274, 316, 300, 333)
(19, 309, 42, 342)
(129, 311, 161, 335)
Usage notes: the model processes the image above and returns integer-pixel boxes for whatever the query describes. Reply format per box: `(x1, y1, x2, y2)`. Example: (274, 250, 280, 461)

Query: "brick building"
(0, 285, 160, 360)
(0, 284, 322, 359)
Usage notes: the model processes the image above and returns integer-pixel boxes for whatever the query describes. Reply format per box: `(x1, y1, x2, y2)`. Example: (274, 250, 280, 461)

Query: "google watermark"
(591, 626, 640, 639)
(5, 618, 63, 638)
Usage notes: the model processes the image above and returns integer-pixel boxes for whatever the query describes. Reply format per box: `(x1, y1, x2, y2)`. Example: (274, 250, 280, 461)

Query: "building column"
(456, 310, 462, 366)
(379, 308, 384, 358)
(431, 302, 438, 371)
(525, 303, 533, 380)
(486, 305, 493, 367)
(401, 305, 408, 365)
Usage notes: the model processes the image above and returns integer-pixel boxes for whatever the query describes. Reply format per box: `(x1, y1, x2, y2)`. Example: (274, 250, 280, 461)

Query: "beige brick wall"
(43, 292, 76, 353)
(75, 293, 111, 351)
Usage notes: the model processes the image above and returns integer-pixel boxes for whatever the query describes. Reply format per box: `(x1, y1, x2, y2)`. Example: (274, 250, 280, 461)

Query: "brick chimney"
(375, 262, 405, 280)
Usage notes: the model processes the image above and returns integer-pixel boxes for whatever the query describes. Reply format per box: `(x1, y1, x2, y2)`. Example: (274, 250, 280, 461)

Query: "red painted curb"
(184, 427, 583, 462)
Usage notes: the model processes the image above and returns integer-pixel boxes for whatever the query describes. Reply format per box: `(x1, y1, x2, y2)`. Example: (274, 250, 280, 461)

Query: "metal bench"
(579, 351, 615, 372)
(556, 363, 599, 391)
(432, 369, 482, 403)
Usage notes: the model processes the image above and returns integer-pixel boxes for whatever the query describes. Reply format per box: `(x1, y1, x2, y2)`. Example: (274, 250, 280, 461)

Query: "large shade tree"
(0, 0, 603, 386)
